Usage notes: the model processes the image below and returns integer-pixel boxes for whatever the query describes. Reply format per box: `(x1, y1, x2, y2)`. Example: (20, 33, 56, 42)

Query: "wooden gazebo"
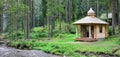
(74, 8, 108, 42)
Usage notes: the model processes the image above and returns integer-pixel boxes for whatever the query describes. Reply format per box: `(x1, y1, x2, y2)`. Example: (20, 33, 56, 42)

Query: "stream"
(0, 41, 61, 57)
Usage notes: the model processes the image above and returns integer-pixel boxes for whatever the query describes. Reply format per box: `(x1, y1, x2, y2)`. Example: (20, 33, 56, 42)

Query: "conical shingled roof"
(74, 8, 108, 25)
(74, 16, 108, 24)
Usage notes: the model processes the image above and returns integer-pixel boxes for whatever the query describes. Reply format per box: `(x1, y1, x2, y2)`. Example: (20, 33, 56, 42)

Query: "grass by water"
(8, 34, 120, 57)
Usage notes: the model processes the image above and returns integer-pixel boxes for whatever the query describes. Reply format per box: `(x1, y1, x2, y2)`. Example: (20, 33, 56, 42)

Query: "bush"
(30, 27, 48, 38)
(8, 39, 37, 49)
(53, 33, 66, 38)
(53, 22, 76, 38)
(5, 27, 48, 39)
(116, 39, 120, 45)
(108, 26, 119, 36)
(36, 43, 77, 56)
(108, 26, 112, 36)
(5, 31, 24, 39)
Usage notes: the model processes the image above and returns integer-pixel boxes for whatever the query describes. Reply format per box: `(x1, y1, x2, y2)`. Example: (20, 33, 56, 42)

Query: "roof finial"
(87, 8, 95, 17)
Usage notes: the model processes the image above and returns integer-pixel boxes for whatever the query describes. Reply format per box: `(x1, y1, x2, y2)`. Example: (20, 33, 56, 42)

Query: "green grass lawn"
(8, 34, 120, 57)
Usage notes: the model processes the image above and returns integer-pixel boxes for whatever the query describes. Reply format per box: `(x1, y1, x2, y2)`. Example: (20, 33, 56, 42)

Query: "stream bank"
(0, 41, 61, 57)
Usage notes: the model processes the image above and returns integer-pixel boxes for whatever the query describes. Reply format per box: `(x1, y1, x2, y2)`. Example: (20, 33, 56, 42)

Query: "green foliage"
(3, 0, 120, 56)
(53, 22, 76, 38)
(115, 50, 120, 55)
(5, 27, 48, 39)
(8, 40, 78, 56)
(8, 39, 37, 49)
(108, 26, 119, 36)
(0, 0, 3, 9)
(108, 26, 112, 36)
(117, 39, 120, 45)
(15, 31, 24, 39)
(8, 34, 120, 57)
(5, 31, 24, 39)
(30, 27, 48, 38)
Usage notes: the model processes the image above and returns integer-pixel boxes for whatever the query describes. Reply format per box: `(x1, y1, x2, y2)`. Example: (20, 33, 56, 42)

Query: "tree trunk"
(59, 12, 62, 31)
(96, 0, 99, 17)
(65, 0, 69, 32)
(42, 0, 47, 27)
(47, 15, 51, 38)
(24, 0, 30, 39)
(0, 11, 3, 33)
(15, 0, 19, 39)
(31, 0, 34, 28)
(117, 0, 120, 33)
(0, 0, 3, 33)
(111, 0, 117, 35)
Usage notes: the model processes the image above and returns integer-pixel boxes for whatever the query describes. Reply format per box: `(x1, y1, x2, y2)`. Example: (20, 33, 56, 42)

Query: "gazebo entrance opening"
(82, 25, 89, 38)
(81, 25, 94, 38)
(91, 26, 94, 38)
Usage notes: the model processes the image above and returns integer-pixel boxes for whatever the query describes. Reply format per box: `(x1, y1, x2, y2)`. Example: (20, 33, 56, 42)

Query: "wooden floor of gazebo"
(75, 38, 97, 42)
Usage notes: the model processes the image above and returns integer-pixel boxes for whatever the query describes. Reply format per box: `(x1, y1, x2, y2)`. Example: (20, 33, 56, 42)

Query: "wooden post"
(89, 25, 92, 38)
(76, 25, 78, 38)
(105, 25, 108, 38)
(94, 25, 97, 39)
(80, 25, 83, 37)
(94, 25, 96, 39)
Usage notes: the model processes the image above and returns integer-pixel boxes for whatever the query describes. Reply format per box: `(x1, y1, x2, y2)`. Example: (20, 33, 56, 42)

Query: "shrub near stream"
(31, 27, 48, 38)
(33, 42, 87, 57)
(8, 40, 80, 56)
(8, 40, 119, 57)
(7, 34, 120, 57)
(33, 42, 77, 56)
(7, 39, 36, 49)
(5, 27, 48, 40)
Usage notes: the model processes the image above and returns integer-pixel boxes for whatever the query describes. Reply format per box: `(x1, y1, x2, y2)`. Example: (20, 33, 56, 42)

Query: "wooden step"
(75, 38, 97, 42)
